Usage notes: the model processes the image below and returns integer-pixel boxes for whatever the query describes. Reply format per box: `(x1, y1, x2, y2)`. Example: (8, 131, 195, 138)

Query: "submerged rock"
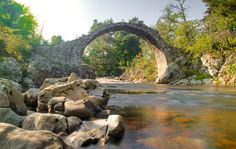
(0, 123, 65, 149)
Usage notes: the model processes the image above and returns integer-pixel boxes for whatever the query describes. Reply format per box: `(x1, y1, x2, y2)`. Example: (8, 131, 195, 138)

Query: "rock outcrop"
(217, 53, 236, 86)
(201, 53, 224, 77)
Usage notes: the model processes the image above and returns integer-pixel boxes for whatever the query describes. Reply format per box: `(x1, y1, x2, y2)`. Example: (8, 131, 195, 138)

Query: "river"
(89, 78, 236, 149)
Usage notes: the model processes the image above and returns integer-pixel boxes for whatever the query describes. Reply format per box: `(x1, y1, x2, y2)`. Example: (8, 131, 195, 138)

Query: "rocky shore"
(0, 73, 125, 148)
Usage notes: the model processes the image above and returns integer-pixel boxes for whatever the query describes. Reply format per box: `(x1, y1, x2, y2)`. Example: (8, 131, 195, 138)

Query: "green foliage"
(226, 63, 236, 74)
(0, 0, 39, 62)
(174, 20, 200, 53)
(0, 26, 31, 61)
(155, 4, 181, 45)
(0, 0, 38, 39)
(156, 0, 236, 59)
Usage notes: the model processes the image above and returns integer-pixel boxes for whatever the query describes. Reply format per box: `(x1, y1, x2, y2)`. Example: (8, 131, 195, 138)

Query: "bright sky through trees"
(15, 0, 207, 41)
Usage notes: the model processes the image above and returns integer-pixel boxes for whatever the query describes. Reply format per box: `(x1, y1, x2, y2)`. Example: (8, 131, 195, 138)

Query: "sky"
(15, 0, 207, 41)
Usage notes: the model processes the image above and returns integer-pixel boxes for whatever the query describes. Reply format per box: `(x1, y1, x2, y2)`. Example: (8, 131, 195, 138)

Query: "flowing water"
(89, 79, 236, 149)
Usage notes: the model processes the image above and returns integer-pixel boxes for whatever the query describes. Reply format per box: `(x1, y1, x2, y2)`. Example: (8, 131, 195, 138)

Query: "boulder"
(48, 96, 68, 114)
(40, 77, 68, 90)
(23, 88, 41, 110)
(107, 115, 125, 139)
(0, 123, 65, 149)
(83, 95, 109, 109)
(0, 57, 22, 83)
(65, 131, 96, 148)
(64, 99, 101, 120)
(79, 115, 125, 141)
(0, 92, 9, 107)
(67, 116, 82, 133)
(0, 108, 24, 127)
(95, 110, 110, 119)
(37, 80, 88, 112)
(67, 72, 80, 83)
(87, 86, 110, 109)
(22, 113, 67, 134)
(0, 78, 27, 115)
(66, 119, 108, 147)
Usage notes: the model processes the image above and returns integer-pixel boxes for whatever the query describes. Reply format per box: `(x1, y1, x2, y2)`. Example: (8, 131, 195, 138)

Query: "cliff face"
(201, 52, 236, 86)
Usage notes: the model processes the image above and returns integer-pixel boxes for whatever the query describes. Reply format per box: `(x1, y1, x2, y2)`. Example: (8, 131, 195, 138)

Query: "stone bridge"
(34, 22, 187, 83)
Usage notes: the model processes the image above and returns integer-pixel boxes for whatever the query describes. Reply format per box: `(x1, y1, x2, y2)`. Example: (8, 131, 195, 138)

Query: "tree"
(155, 4, 182, 45)
(200, 0, 236, 53)
(0, 26, 31, 61)
(50, 35, 64, 45)
(0, 0, 38, 39)
(0, 0, 38, 61)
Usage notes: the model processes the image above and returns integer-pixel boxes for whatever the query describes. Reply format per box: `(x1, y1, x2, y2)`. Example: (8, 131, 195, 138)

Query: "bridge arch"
(72, 22, 185, 83)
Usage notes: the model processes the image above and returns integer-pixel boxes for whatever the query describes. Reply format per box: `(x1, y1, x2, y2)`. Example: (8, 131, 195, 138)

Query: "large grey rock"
(0, 123, 65, 149)
(0, 108, 24, 127)
(40, 77, 68, 90)
(0, 92, 9, 107)
(83, 95, 109, 109)
(48, 96, 68, 114)
(107, 115, 125, 139)
(65, 131, 96, 147)
(67, 72, 80, 83)
(22, 113, 67, 134)
(37, 80, 88, 112)
(67, 116, 82, 133)
(0, 78, 27, 115)
(0, 57, 22, 83)
(23, 88, 41, 110)
(64, 99, 101, 120)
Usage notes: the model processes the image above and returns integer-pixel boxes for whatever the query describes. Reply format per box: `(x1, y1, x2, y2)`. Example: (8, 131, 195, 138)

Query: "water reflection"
(88, 84, 236, 149)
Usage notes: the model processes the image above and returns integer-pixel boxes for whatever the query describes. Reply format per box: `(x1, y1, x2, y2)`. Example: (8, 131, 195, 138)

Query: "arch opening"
(76, 22, 170, 82)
